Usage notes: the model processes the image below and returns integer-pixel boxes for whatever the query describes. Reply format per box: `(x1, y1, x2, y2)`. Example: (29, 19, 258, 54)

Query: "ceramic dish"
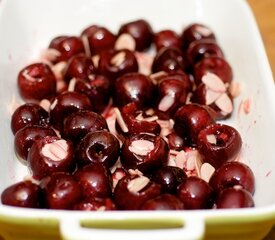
(0, 0, 275, 239)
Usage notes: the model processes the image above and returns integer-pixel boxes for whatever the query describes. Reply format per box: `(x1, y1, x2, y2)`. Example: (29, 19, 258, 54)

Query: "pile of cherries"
(1, 19, 255, 211)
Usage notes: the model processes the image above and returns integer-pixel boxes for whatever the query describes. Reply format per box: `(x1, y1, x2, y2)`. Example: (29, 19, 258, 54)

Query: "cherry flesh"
(154, 30, 181, 52)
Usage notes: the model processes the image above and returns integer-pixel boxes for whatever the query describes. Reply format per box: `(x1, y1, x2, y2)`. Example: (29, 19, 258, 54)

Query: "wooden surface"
(247, 1, 275, 239)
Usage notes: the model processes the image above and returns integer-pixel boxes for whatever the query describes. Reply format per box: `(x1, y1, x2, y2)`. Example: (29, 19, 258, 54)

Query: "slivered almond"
(127, 176, 150, 193)
(202, 72, 226, 92)
(135, 113, 158, 122)
(175, 150, 187, 169)
(39, 99, 51, 112)
(206, 134, 217, 144)
(195, 157, 202, 177)
(41, 140, 68, 161)
(68, 78, 76, 92)
(82, 34, 91, 57)
(110, 52, 126, 67)
(158, 94, 175, 112)
(205, 89, 222, 105)
(50, 98, 58, 110)
(129, 169, 143, 176)
(114, 107, 129, 133)
(149, 71, 167, 84)
(115, 33, 136, 51)
(200, 163, 215, 182)
(195, 25, 213, 37)
(92, 55, 100, 68)
(229, 81, 242, 98)
(135, 52, 153, 76)
(129, 140, 154, 156)
(215, 93, 233, 113)
(41, 48, 61, 62)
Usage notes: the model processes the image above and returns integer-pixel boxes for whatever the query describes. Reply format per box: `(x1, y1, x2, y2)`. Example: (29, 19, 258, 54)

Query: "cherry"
(140, 194, 184, 210)
(209, 162, 255, 194)
(120, 133, 169, 173)
(152, 47, 186, 73)
(151, 166, 187, 194)
(48, 36, 84, 62)
(28, 136, 75, 179)
(63, 54, 96, 83)
(73, 197, 116, 211)
(197, 123, 242, 169)
(118, 19, 153, 51)
(81, 25, 116, 56)
(154, 30, 181, 52)
(181, 23, 216, 51)
(174, 104, 215, 146)
(11, 103, 49, 135)
(216, 187, 254, 209)
(98, 49, 138, 82)
(49, 91, 93, 131)
(193, 56, 233, 86)
(17, 63, 56, 102)
(114, 174, 161, 210)
(114, 73, 154, 108)
(75, 131, 120, 168)
(62, 110, 108, 143)
(176, 176, 214, 209)
(40, 172, 82, 209)
(166, 132, 185, 151)
(1, 181, 41, 208)
(14, 125, 57, 161)
(74, 163, 112, 199)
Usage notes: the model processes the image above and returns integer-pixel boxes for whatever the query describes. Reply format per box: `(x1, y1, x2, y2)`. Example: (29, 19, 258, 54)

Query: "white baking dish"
(0, 0, 274, 239)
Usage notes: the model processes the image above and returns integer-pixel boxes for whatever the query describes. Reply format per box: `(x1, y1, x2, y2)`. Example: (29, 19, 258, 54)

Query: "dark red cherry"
(152, 47, 186, 73)
(194, 56, 233, 86)
(98, 49, 138, 82)
(73, 197, 116, 211)
(62, 110, 108, 142)
(140, 194, 184, 210)
(166, 132, 185, 151)
(174, 104, 215, 146)
(186, 39, 224, 65)
(64, 54, 96, 83)
(1, 181, 41, 208)
(209, 162, 255, 194)
(73, 74, 111, 113)
(154, 30, 181, 52)
(49, 91, 93, 131)
(176, 176, 214, 209)
(114, 73, 154, 108)
(114, 174, 161, 210)
(216, 187, 254, 209)
(11, 103, 49, 135)
(75, 131, 120, 168)
(121, 133, 169, 173)
(28, 136, 75, 179)
(14, 125, 57, 161)
(118, 19, 153, 51)
(49, 36, 84, 62)
(197, 123, 242, 169)
(181, 23, 216, 51)
(81, 25, 116, 56)
(40, 172, 82, 209)
(74, 163, 112, 199)
(151, 166, 187, 194)
(18, 63, 57, 102)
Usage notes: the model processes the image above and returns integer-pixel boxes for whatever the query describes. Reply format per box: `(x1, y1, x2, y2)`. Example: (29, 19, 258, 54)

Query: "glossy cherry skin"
(14, 125, 57, 161)
(176, 176, 214, 209)
(1, 181, 41, 208)
(75, 131, 120, 168)
(49, 36, 84, 62)
(28, 136, 75, 179)
(152, 47, 186, 73)
(151, 166, 187, 194)
(166, 132, 185, 151)
(114, 175, 161, 210)
(49, 91, 93, 131)
(209, 162, 255, 194)
(98, 49, 138, 82)
(40, 172, 82, 209)
(174, 104, 215, 146)
(118, 19, 153, 51)
(140, 194, 184, 210)
(193, 56, 233, 86)
(62, 110, 108, 143)
(154, 30, 181, 52)
(181, 23, 216, 51)
(216, 187, 254, 209)
(121, 133, 169, 173)
(114, 73, 154, 108)
(11, 103, 49, 135)
(74, 163, 113, 199)
(81, 25, 116, 56)
(197, 123, 242, 169)
(18, 63, 57, 102)
(73, 74, 111, 113)
(64, 54, 96, 83)
(73, 197, 116, 211)
(186, 39, 224, 65)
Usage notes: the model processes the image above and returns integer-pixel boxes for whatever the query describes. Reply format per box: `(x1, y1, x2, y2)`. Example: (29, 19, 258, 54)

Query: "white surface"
(0, 0, 275, 239)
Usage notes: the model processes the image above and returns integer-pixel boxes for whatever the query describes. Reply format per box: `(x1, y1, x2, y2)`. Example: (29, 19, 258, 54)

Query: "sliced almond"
(115, 33, 136, 51)
(200, 163, 215, 182)
(39, 99, 51, 112)
(110, 52, 126, 67)
(149, 71, 167, 85)
(205, 89, 222, 105)
(135, 52, 153, 76)
(68, 78, 76, 92)
(128, 169, 143, 176)
(195, 25, 213, 37)
(114, 107, 129, 133)
(50, 98, 58, 110)
(82, 34, 91, 57)
(135, 113, 158, 122)
(129, 139, 154, 156)
(41, 48, 61, 62)
(41, 139, 68, 161)
(229, 81, 242, 98)
(158, 94, 175, 112)
(215, 93, 233, 113)
(175, 150, 187, 169)
(202, 72, 226, 92)
(92, 55, 100, 68)
(127, 176, 150, 193)
(206, 134, 217, 144)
